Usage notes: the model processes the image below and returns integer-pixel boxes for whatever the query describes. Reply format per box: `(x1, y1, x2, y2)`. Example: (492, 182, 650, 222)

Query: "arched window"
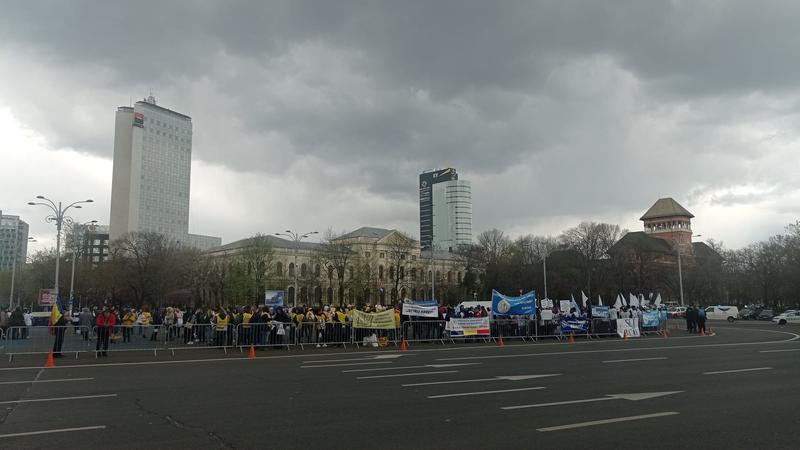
(436, 270, 440, 281)
(314, 286, 322, 304)
(400, 288, 406, 300)
(391, 288, 397, 301)
(411, 288, 417, 300)
(399, 266, 405, 279)
(379, 265, 385, 280)
(314, 264, 321, 278)
(300, 287, 308, 303)
(275, 262, 283, 277)
(301, 263, 307, 277)
(327, 287, 333, 304)
(428, 270, 432, 282)
(389, 266, 395, 280)
(288, 286, 296, 304)
(447, 271, 452, 283)
(411, 268, 416, 281)
(288, 263, 295, 277)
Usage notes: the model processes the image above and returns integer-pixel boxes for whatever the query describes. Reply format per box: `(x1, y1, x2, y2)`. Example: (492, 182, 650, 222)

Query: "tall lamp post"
(27, 196, 94, 299)
(67, 220, 98, 309)
(9, 236, 35, 310)
(676, 234, 702, 307)
(275, 230, 318, 307)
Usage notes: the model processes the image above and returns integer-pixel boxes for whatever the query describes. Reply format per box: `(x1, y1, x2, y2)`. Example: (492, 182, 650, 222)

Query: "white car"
(773, 310, 800, 325)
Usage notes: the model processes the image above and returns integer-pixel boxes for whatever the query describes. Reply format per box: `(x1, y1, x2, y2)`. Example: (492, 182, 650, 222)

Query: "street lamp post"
(676, 234, 702, 307)
(27, 196, 94, 300)
(68, 220, 98, 308)
(9, 236, 35, 310)
(275, 230, 318, 307)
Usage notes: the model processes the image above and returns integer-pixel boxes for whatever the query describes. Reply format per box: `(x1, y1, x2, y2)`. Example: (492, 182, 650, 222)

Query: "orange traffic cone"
(497, 338, 505, 347)
(400, 339, 407, 352)
(44, 351, 55, 368)
(248, 344, 256, 359)
(568, 333, 575, 344)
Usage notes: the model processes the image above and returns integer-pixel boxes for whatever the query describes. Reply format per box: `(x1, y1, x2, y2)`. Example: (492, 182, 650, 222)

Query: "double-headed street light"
(27, 196, 93, 299)
(275, 230, 318, 307)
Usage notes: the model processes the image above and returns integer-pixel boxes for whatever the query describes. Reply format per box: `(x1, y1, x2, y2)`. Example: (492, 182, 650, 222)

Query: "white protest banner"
(541, 299, 553, 309)
(402, 303, 439, 318)
(540, 310, 554, 321)
(616, 318, 640, 338)
(446, 317, 490, 336)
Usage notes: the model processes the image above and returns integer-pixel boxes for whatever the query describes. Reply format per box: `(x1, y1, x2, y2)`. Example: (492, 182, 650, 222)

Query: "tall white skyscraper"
(109, 96, 220, 249)
(419, 168, 472, 252)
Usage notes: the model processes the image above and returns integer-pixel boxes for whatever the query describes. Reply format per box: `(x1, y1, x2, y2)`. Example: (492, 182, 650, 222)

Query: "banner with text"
(642, 311, 660, 327)
(491, 290, 536, 316)
(592, 306, 610, 319)
(352, 310, 397, 329)
(616, 318, 641, 338)
(446, 317, 491, 336)
(402, 303, 439, 318)
(560, 318, 589, 333)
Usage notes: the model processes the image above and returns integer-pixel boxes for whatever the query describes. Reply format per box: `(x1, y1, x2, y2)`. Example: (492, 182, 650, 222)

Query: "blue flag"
(491, 290, 536, 316)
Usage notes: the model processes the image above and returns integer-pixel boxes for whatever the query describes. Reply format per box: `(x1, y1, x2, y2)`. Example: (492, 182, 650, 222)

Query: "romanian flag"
(49, 295, 64, 327)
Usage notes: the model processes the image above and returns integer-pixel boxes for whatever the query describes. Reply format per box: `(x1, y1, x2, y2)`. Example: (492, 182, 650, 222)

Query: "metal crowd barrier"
(402, 320, 448, 345)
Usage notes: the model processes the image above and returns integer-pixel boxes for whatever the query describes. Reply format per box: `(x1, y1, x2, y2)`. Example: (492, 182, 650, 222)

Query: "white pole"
(543, 256, 548, 300)
(677, 249, 684, 307)
(54, 202, 62, 296)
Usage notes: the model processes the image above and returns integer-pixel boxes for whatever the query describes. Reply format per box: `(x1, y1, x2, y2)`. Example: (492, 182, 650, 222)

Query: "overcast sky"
(2, 0, 799, 252)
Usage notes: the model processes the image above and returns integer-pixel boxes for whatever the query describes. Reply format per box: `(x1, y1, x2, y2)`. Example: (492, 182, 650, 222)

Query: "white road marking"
(0, 377, 94, 385)
(0, 425, 107, 439)
(343, 363, 479, 373)
(300, 361, 393, 368)
(402, 374, 561, 387)
(501, 391, 683, 410)
(759, 348, 800, 353)
(428, 386, 546, 399)
(537, 412, 679, 432)
(602, 357, 668, 363)
(357, 371, 458, 379)
(0, 394, 117, 405)
(703, 367, 772, 375)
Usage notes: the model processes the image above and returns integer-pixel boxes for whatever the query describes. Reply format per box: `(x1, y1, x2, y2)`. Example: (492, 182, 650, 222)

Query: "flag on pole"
(613, 295, 622, 309)
(49, 294, 64, 328)
(629, 293, 640, 307)
(570, 294, 581, 314)
(581, 291, 589, 307)
(620, 294, 627, 307)
(654, 293, 662, 306)
(598, 295, 603, 306)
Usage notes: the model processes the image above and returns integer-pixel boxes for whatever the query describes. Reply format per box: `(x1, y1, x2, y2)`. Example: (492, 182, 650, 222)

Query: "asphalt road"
(1, 321, 798, 449)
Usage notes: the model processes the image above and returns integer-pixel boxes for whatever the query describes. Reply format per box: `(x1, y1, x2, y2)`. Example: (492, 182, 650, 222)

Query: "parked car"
(757, 309, 775, 320)
(705, 305, 739, 322)
(739, 308, 761, 320)
(773, 310, 800, 325)
(668, 306, 687, 318)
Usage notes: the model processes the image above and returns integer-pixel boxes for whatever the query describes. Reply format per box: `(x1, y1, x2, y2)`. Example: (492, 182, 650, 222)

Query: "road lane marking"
(403, 374, 561, 387)
(0, 394, 117, 405)
(501, 391, 683, 410)
(537, 412, 679, 432)
(0, 377, 94, 385)
(300, 361, 393, 368)
(357, 371, 458, 379)
(343, 363, 479, 373)
(703, 367, 772, 375)
(602, 357, 668, 363)
(428, 386, 546, 399)
(759, 348, 800, 353)
(302, 355, 406, 363)
(0, 425, 107, 439)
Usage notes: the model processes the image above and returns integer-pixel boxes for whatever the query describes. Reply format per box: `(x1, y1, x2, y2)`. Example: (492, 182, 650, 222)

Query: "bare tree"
(560, 222, 623, 297)
(315, 230, 357, 306)
(384, 231, 416, 302)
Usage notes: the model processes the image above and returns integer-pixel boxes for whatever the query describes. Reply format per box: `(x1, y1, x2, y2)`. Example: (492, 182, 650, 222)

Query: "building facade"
(0, 211, 29, 271)
(109, 96, 220, 250)
(82, 224, 110, 264)
(419, 168, 472, 251)
(207, 227, 467, 306)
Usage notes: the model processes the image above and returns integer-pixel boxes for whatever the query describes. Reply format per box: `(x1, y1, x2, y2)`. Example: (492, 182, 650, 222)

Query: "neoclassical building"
(207, 227, 466, 306)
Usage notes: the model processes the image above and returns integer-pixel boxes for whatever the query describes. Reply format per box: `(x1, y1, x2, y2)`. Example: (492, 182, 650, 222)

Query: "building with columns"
(207, 226, 467, 306)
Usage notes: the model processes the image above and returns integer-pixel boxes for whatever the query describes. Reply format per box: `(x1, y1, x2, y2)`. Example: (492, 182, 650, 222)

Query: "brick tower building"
(640, 197, 695, 257)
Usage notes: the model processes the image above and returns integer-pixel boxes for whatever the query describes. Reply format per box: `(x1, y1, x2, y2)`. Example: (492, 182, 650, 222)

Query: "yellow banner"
(352, 310, 396, 329)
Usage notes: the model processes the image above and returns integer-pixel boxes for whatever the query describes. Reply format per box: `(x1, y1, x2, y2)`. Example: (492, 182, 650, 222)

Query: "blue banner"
(411, 299, 438, 307)
(591, 306, 610, 318)
(560, 318, 589, 332)
(491, 290, 536, 316)
(642, 311, 660, 327)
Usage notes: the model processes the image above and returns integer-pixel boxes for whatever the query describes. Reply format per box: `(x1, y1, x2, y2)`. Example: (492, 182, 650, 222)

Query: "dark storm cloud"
(2, 0, 800, 243)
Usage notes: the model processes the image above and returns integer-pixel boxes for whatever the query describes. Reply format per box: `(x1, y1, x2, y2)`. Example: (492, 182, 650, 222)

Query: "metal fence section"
(491, 318, 534, 342)
(401, 320, 448, 345)
(4, 325, 94, 360)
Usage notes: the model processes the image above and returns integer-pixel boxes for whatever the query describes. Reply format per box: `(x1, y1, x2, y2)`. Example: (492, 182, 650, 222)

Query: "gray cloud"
(2, 1, 800, 247)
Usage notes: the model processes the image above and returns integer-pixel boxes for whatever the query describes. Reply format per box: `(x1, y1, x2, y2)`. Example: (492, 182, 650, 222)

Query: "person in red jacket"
(95, 306, 117, 356)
